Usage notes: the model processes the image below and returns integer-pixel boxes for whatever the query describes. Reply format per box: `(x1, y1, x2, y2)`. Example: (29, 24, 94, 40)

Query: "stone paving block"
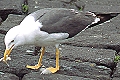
(112, 61, 120, 79)
(22, 73, 94, 80)
(85, 5, 120, 13)
(45, 45, 115, 68)
(81, 0, 120, 6)
(81, 0, 120, 12)
(0, 14, 25, 31)
(113, 77, 120, 80)
(0, 72, 19, 80)
(0, 0, 22, 10)
(28, 0, 85, 13)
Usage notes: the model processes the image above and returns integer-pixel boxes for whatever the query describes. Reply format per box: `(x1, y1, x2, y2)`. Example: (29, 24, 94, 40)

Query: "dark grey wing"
(29, 8, 52, 21)
(38, 8, 95, 38)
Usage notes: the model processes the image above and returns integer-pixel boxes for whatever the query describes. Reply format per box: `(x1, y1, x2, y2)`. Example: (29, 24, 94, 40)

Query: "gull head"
(2, 25, 25, 64)
(5, 25, 24, 49)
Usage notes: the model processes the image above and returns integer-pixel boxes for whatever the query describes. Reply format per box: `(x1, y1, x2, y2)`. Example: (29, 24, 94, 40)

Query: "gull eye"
(11, 40, 14, 43)
(8, 40, 15, 47)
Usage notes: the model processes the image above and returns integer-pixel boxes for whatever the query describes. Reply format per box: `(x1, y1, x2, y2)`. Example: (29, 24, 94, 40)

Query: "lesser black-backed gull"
(0, 8, 100, 74)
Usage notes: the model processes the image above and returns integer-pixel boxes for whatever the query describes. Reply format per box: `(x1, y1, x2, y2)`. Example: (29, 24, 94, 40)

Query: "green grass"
(114, 55, 120, 62)
(22, 4, 29, 14)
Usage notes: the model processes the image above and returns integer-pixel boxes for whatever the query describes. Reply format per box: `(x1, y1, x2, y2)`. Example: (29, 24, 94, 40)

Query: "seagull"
(0, 8, 100, 74)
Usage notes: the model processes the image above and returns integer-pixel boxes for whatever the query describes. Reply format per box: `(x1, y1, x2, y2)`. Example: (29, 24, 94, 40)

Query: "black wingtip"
(87, 12, 120, 29)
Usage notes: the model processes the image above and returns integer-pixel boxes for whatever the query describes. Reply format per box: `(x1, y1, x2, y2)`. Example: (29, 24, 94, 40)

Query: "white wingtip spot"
(92, 17, 100, 24)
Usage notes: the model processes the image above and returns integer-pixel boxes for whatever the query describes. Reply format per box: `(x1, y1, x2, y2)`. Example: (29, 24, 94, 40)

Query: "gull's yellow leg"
(26, 47, 45, 69)
(46, 48, 60, 73)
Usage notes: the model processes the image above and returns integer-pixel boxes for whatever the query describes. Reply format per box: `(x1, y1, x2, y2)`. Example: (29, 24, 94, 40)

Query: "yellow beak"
(2, 45, 14, 66)
(3, 49, 12, 61)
